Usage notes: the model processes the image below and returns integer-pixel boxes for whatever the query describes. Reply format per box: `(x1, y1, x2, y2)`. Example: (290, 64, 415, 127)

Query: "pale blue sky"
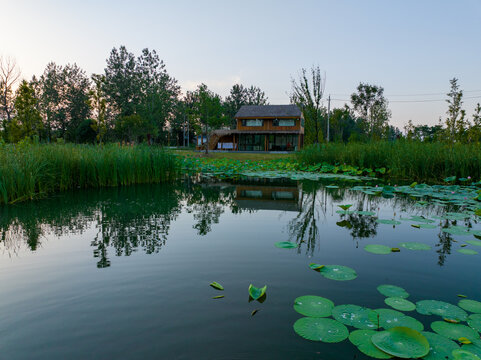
(2, 0, 481, 127)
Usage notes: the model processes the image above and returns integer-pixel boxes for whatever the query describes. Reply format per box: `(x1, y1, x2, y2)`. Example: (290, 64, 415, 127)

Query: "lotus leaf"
(398, 242, 432, 251)
(431, 321, 479, 341)
(293, 317, 349, 343)
(356, 211, 377, 216)
(338, 204, 353, 210)
(371, 327, 430, 358)
(365, 244, 393, 254)
(332, 304, 378, 329)
(422, 331, 460, 360)
(308, 263, 324, 270)
(210, 281, 224, 290)
(462, 345, 481, 358)
(385, 297, 416, 311)
(274, 241, 298, 249)
(319, 265, 357, 281)
(416, 300, 468, 321)
(349, 329, 393, 359)
(377, 284, 410, 299)
(452, 349, 481, 360)
(377, 219, 402, 225)
(466, 240, 481, 247)
(443, 228, 471, 236)
(467, 314, 481, 332)
(459, 300, 481, 314)
(293, 295, 334, 317)
(458, 249, 478, 255)
(419, 224, 438, 229)
(374, 308, 424, 331)
(248, 284, 267, 300)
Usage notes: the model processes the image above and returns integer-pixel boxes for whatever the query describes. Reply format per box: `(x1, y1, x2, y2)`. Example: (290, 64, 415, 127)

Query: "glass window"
(278, 119, 295, 127)
(245, 119, 263, 127)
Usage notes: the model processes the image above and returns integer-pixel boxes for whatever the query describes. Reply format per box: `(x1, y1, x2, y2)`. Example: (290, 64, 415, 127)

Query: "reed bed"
(297, 141, 481, 182)
(0, 143, 179, 204)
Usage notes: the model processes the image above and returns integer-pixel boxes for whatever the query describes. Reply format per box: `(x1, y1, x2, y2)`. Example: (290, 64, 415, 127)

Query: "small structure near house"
(197, 104, 304, 152)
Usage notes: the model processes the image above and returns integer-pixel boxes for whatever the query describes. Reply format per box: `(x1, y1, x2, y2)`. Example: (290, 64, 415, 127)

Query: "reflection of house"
(200, 105, 304, 151)
(235, 184, 300, 211)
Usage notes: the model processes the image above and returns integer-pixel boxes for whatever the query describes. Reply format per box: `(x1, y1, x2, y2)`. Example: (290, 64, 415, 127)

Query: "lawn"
(174, 149, 295, 161)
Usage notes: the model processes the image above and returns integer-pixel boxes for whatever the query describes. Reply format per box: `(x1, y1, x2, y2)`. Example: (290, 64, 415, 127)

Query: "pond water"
(1, 178, 481, 359)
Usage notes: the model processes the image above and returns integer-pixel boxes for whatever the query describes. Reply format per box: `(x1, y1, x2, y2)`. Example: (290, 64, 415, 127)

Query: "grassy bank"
(0, 143, 179, 204)
(297, 141, 481, 182)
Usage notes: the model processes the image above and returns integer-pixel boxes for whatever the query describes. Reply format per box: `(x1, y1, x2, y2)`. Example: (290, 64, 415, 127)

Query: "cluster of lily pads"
(292, 283, 481, 359)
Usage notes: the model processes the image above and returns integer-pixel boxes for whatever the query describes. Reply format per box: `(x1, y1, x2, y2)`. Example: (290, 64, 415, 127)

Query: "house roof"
(235, 104, 301, 118)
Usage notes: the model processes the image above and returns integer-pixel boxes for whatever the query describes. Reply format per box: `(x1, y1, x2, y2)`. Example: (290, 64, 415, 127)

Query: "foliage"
(224, 84, 268, 127)
(12, 80, 43, 141)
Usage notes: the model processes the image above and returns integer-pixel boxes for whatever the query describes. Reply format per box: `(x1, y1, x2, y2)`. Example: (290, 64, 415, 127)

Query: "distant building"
(199, 104, 304, 152)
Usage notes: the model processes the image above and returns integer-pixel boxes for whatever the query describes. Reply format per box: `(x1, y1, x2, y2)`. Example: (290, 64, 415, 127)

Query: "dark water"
(1, 178, 480, 359)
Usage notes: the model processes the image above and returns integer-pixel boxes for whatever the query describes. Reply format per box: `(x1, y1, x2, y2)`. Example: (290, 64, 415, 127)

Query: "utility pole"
(326, 94, 331, 142)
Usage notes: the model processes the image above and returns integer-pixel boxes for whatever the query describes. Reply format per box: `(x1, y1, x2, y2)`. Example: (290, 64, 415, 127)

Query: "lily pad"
(466, 240, 481, 247)
(274, 241, 298, 249)
(357, 211, 377, 216)
(349, 329, 393, 359)
(371, 327, 430, 358)
(308, 263, 324, 270)
(385, 297, 416, 311)
(459, 300, 481, 314)
(431, 321, 479, 341)
(443, 228, 471, 236)
(248, 284, 267, 300)
(374, 308, 424, 331)
(293, 317, 349, 343)
(377, 284, 409, 299)
(462, 345, 481, 358)
(377, 219, 402, 225)
(365, 244, 393, 255)
(452, 349, 481, 360)
(210, 281, 224, 290)
(293, 295, 334, 317)
(319, 265, 357, 281)
(398, 242, 432, 251)
(458, 249, 479, 255)
(416, 300, 468, 321)
(332, 304, 378, 329)
(422, 331, 460, 360)
(467, 314, 481, 332)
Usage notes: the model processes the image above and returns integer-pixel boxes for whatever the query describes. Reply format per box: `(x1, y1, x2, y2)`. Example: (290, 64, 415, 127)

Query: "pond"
(1, 178, 481, 359)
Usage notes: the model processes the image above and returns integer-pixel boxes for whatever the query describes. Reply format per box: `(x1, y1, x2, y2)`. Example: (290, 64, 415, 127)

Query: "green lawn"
(174, 149, 295, 161)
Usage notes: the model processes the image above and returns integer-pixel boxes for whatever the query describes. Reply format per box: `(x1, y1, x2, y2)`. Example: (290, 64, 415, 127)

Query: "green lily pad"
(452, 349, 481, 360)
(248, 284, 267, 300)
(385, 297, 416, 311)
(459, 300, 481, 314)
(377, 219, 402, 225)
(371, 327, 430, 358)
(466, 240, 481, 247)
(458, 249, 479, 255)
(468, 314, 481, 332)
(416, 300, 468, 321)
(462, 344, 481, 358)
(422, 331, 460, 360)
(431, 321, 479, 341)
(274, 241, 298, 249)
(319, 265, 357, 281)
(356, 211, 377, 216)
(398, 242, 432, 251)
(293, 317, 349, 343)
(349, 329, 393, 359)
(377, 285, 409, 299)
(332, 304, 378, 329)
(293, 295, 334, 317)
(365, 244, 393, 254)
(338, 204, 353, 210)
(443, 228, 471, 236)
(210, 281, 224, 290)
(308, 263, 324, 270)
(374, 308, 424, 331)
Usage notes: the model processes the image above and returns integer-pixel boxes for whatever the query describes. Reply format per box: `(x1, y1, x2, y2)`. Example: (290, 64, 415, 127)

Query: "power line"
(331, 89, 481, 97)
(329, 95, 481, 103)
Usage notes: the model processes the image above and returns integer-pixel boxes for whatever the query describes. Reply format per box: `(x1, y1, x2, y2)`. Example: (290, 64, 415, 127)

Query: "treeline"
(0, 47, 267, 145)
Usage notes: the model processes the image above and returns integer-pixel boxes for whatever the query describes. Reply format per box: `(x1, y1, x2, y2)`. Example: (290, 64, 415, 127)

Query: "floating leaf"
(308, 263, 324, 270)
(462, 344, 481, 358)
(467, 314, 481, 332)
(365, 244, 393, 255)
(274, 241, 298, 249)
(431, 321, 479, 341)
(444, 228, 471, 236)
(248, 284, 266, 301)
(385, 297, 416, 311)
(374, 309, 424, 331)
(212, 295, 224, 299)
(251, 309, 259, 316)
(349, 329, 393, 359)
(459, 300, 481, 314)
(376, 219, 402, 225)
(338, 204, 353, 211)
(391, 247, 401, 252)
(293, 317, 349, 343)
(411, 224, 421, 229)
(459, 337, 473, 345)
(357, 211, 377, 216)
(466, 240, 481, 247)
(445, 318, 461, 324)
(398, 242, 431, 251)
(332, 304, 378, 329)
(210, 281, 224, 290)
(293, 295, 334, 317)
(452, 349, 481, 360)
(319, 265, 357, 281)
(377, 285, 409, 299)
(416, 300, 468, 321)
(459, 295, 468, 298)
(371, 326, 430, 358)
(458, 249, 478, 255)
(422, 331, 460, 360)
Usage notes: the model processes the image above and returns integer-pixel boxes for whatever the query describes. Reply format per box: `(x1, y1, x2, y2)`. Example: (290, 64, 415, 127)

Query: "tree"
(444, 78, 466, 143)
(115, 114, 153, 143)
(290, 66, 326, 144)
(13, 80, 43, 140)
(224, 84, 268, 128)
(90, 74, 108, 144)
(350, 83, 391, 139)
(467, 103, 481, 143)
(0, 56, 21, 139)
(327, 106, 357, 142)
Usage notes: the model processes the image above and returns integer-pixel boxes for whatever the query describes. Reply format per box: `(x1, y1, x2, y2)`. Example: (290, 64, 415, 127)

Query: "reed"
(297, 141, 481, 182)
(0, 143, 179, 204)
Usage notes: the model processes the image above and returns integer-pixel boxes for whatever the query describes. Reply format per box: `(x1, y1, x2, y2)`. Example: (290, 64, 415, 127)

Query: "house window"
(242, 119, 263, 127)
(273, 119, 296, 127)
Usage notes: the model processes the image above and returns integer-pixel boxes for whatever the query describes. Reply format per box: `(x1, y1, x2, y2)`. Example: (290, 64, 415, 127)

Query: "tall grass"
(0, 143, 179, 204)
(297, 141, 481, 182)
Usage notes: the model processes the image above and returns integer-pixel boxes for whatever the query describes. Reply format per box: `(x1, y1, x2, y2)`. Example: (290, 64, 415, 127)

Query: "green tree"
(467, 103, 481, 143)
(90, 74, 109, 144)
(444, 78, 466, 143)
(13, 80, 43, 140)
(0, 56, 21, 140)
(224, 84, 268, 128)
(350, 83, 391, 139)
(115, 114, 153, 143)
(328, 106, 357, 142)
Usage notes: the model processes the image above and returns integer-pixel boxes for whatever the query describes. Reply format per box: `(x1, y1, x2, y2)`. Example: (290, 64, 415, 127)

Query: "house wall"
(236, 118, 303, 132)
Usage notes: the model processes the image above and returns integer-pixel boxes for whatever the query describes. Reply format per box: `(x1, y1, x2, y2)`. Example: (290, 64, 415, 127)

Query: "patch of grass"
(174, 149, 294, 161)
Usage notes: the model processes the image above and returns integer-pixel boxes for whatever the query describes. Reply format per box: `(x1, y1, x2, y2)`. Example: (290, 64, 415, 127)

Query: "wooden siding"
(236, 118, 303, 131)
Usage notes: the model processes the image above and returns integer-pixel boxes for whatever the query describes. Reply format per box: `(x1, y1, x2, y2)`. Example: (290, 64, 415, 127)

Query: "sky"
(2, 0, 481, 128)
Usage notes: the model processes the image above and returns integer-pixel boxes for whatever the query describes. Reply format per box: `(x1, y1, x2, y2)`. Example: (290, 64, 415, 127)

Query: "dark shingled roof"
(235, 104, 301, 118)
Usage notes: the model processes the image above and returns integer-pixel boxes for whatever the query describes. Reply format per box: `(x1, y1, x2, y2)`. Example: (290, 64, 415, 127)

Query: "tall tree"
(224, 84, 268, 128)
(467, 103, 481, 143)
(350, 83, 391, 139)
(13, 80, 43, 140)
(0, 56, 21, 139)
(290, 66, 326, 144)
(90, 74, 108, 143)
(444, 78, 466, 143)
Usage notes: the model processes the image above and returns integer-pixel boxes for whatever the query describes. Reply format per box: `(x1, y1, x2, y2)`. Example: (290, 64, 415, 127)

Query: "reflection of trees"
(346, 213, 378, 240)
(436, 220, 454, 266)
